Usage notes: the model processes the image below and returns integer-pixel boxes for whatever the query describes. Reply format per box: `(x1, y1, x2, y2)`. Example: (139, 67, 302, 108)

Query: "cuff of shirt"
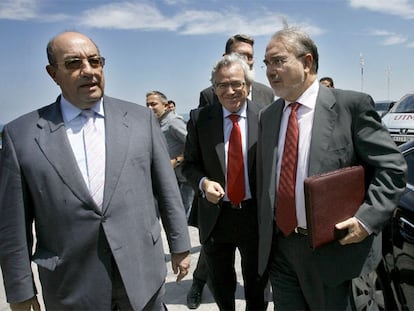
(199, 177, 207, 197)
(356, 217, 373, 235)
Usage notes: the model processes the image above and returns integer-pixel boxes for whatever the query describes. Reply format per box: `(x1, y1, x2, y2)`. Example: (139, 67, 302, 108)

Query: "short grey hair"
(146, 90, 168, 104)
(210, 53, 254, 87)
(270, 26, 319, 73)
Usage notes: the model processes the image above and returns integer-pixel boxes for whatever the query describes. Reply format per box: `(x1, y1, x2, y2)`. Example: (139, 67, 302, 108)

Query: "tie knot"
(228, 114, 239, 123)
(82, 109, 95, 120)
(290, 102, 300, 112)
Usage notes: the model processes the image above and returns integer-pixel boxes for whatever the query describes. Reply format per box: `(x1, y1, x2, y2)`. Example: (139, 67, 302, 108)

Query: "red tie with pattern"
(276, 103, 300, 236)
(227, 114, 245, 205)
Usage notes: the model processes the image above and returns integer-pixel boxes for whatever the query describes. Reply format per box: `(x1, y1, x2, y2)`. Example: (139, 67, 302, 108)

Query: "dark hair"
(320, 77, 334, 88)
(224, 34, 254, 54)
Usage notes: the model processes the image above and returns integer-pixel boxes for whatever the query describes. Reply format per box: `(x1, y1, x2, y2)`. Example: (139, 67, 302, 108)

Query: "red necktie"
(276, 103, 300, 236)
(227, 114, 245, 205)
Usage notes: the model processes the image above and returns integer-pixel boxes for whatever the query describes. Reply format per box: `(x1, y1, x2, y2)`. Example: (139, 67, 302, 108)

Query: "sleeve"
(169, 118, 187, 145)
(352, 93, 407, 233)
(0, 126, 37, 303)
(182, 109, 206, 191)
(148, 112, 191, 253)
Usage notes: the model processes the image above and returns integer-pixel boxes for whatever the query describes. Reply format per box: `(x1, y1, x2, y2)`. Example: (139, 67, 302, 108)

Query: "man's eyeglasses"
(262, 56, 288, 69)
(262, 54, 306, 69)
(214, 81, 246, 91)
(53, 56, 105, 70)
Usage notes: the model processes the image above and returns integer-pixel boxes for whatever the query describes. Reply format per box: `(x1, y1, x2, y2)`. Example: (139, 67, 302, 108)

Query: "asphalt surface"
(0, 226, 273, 310)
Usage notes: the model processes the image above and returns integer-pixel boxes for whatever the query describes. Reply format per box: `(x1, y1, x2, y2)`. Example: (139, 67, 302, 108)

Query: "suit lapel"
(265, 98, 284, 166)
(101, 96, 130, 213)
(246, 99, 258, 174)
(35, 99, 92, 207)
(308, 87, 338, 176)
(209, 104, 226, 177)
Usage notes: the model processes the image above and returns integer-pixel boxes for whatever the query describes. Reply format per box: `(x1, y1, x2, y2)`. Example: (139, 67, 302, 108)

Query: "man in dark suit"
(183, 54, 267, 310)
(0, 31, 191, 310)
(199, 34, 274, 109)
(257, 27, 407, 309)
(187, 34, 274, 309)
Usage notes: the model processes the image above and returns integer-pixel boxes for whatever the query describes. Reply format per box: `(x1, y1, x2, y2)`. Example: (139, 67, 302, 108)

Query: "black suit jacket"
(183, 100, 260, 243)
(199, 81, 274, 109)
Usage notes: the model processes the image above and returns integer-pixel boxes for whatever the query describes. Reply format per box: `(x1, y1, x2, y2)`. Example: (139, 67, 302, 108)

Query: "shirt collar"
(222, 100, 248, 119)
(60, 95, 104, 123)
(283, 79, 320, 112)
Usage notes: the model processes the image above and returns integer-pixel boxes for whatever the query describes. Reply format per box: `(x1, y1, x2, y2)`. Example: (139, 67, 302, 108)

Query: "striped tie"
(276, 102, 300, 236)
(82, 109, 105, 209)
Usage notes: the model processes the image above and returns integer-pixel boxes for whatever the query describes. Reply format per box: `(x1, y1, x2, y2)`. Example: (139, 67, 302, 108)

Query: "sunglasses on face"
(54, 56, 105, 70)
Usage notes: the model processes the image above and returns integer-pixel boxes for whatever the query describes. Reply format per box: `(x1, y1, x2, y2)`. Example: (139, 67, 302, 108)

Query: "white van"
(382, 93, 414, 144)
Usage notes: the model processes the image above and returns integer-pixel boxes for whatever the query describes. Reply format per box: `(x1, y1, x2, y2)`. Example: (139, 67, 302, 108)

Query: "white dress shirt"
(199, 101, 252, 201)
(276, 80, 318, 228)
(222, 102, 252, 201)
(60, 96, 105, 189)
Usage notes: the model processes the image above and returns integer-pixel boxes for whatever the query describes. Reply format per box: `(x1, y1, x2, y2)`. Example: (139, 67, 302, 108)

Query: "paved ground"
(0, 226, 273, 310)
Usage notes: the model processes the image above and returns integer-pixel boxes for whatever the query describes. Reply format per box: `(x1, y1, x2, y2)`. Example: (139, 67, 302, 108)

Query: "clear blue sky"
(1, 0, 414, 125)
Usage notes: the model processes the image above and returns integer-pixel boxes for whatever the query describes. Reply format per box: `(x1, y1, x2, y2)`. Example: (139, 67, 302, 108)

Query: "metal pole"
(386, 66, 391, 100)
(359, 53, 364, 92)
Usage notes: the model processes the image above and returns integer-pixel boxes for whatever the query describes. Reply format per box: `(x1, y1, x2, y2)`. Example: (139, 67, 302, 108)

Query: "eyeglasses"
(214, 81, 246, 91)
(53, 56, 105, 70)
(262, 54, 306, 69)
(262, 56, 289, 69)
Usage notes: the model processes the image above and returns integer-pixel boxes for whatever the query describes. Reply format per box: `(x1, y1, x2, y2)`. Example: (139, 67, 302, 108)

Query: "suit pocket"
(32, 248, 60, 271)
(150, 222, 161, 244)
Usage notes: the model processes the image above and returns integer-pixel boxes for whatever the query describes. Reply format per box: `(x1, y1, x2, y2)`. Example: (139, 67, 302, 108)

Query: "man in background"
(199, 34, 274, 109)
(146, 90, 193, 217)
(0, 31, 191, 310)
(319, 76, 334, 88)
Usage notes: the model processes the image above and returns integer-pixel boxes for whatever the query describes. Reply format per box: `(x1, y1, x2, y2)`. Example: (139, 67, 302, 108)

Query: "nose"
(223, 86, 236, 94)
(79, 59, 94, 75)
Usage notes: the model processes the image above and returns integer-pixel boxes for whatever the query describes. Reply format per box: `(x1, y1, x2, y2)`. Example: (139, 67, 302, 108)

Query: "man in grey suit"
(257, 27, 407, 309)
(0, 31, 191, 310)
(187, 33, 274, 309)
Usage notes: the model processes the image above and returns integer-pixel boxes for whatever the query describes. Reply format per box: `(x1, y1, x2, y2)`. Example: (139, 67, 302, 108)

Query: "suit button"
(101, 216, 107, 223)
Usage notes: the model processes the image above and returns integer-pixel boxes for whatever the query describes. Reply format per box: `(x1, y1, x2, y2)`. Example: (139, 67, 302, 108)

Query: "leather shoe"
(186, 279, 205, 309)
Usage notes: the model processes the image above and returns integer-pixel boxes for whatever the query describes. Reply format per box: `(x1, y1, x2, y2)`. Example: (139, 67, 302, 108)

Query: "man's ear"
(303, 53, 313, 73)
(46, 65, 58, 84)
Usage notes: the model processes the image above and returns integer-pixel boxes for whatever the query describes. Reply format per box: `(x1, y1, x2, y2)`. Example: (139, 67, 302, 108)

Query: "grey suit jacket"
(183, 100, 260, 243)
(199, 81, 274, 109)
(0, 96, 191, 309)
(257, 86, 407, 285)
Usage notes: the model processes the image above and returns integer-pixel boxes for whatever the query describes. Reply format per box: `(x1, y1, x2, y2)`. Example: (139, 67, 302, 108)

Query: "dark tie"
(276, 103, 300, 236)
(227, 114, 245, 205)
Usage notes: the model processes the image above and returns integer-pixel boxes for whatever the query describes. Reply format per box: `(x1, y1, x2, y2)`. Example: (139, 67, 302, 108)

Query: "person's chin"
(224, 102, 242, 113)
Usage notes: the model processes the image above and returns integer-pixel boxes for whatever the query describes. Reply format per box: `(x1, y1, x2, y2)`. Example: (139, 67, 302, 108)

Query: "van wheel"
(350, 262, 396, 311)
